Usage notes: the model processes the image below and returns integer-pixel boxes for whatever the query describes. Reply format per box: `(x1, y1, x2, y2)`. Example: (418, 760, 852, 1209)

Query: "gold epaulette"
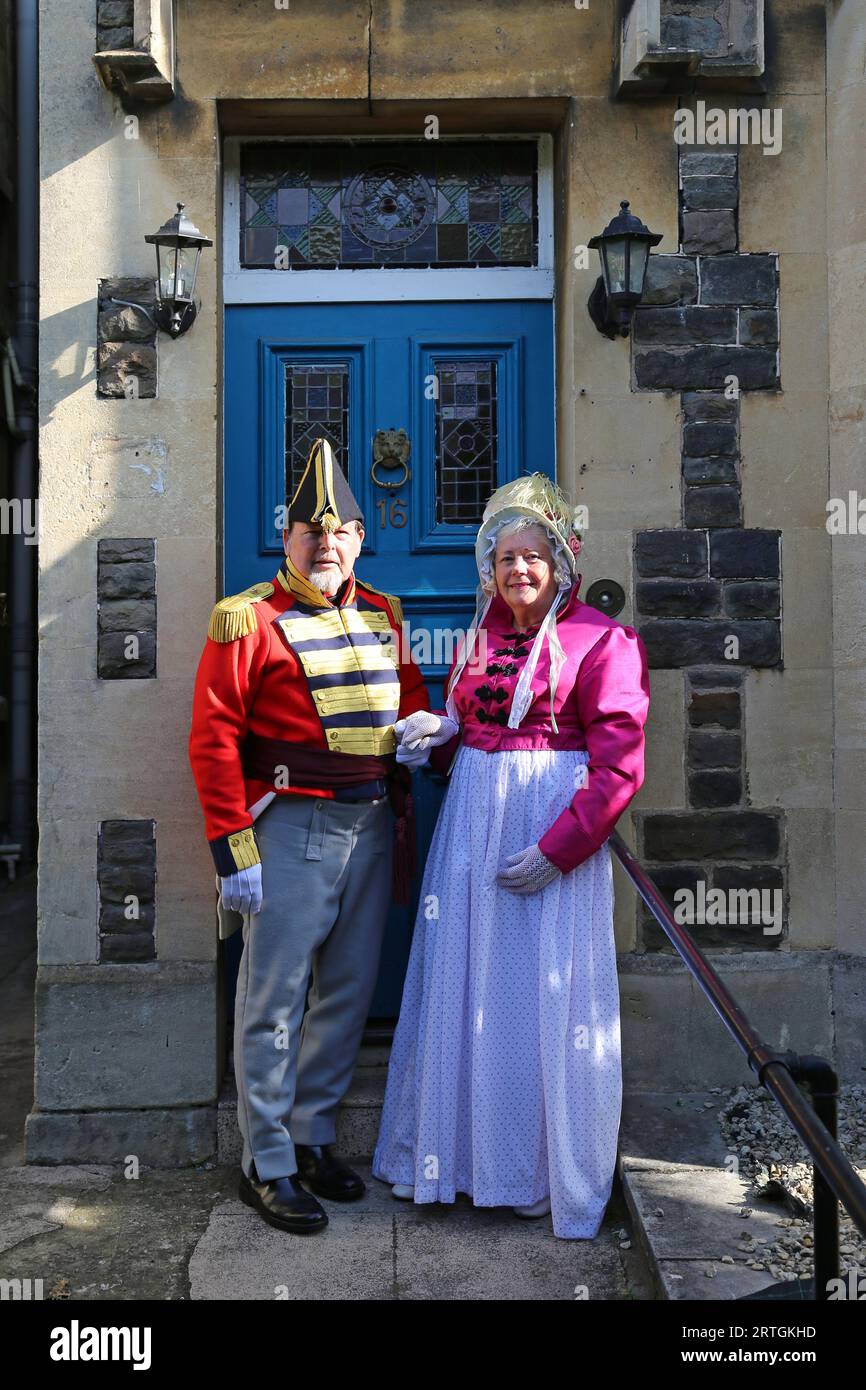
(207, 581, 274, 643)
(357, 579, 404, 628)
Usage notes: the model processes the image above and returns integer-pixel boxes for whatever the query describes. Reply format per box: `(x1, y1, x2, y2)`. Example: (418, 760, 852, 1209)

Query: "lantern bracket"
(587, 278, 630, 340)
(108, 297, 158, 329)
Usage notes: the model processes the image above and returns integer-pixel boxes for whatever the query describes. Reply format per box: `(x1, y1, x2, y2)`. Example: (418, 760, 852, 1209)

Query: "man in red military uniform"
(189, 438, 429, 1235)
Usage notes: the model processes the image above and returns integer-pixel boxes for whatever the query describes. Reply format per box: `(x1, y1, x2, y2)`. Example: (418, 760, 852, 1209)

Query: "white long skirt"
(372, 743, 622, 1239)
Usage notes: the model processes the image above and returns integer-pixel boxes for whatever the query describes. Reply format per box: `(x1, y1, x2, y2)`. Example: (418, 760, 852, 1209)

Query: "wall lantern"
(587, 200, 662, 340)
(142, 203, 213, 338)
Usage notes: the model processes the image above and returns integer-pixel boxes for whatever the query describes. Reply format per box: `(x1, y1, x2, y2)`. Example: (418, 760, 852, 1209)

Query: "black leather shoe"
(238, 1162, 328, 1234)
(294, 1143, 366, 1201)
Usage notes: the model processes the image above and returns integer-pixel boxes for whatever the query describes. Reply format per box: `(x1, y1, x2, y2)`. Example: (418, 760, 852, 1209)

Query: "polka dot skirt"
(372, 744, 622, 1239)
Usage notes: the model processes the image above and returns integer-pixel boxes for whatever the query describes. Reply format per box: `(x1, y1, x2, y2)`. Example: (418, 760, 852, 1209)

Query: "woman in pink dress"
(372, 475, 650, 1239)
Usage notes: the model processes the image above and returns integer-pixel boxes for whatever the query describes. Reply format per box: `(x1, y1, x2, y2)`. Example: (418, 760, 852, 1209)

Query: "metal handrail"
(609, 830, 866, 1301)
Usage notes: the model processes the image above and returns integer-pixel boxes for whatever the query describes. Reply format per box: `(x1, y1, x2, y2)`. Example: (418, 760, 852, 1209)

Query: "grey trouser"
(230, 793, 394, 1181)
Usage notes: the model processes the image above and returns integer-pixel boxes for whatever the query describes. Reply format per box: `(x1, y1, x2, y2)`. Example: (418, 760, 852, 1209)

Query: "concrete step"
(222, 1057, 819, 1298)
(617, 1090, 828, 1300)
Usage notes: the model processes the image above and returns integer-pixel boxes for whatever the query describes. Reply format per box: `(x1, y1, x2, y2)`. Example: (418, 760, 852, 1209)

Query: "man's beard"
(308, 565, 342, 595)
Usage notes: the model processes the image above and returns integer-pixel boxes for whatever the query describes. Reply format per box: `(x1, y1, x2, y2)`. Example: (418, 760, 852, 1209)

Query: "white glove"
(496, 843, 562, 895)
(395, 739, 433, 770)
(394, 711, 460, 752)
(219, 863, 263, 915)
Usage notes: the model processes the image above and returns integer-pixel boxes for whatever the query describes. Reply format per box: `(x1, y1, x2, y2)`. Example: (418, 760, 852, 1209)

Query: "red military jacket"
(188, 558, 430, 876)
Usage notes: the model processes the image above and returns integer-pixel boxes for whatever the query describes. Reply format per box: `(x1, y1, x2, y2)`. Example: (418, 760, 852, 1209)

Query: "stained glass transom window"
(434, 359, 498, 525)
(284, 363, 350, 502)
(241, 142, 537, 269)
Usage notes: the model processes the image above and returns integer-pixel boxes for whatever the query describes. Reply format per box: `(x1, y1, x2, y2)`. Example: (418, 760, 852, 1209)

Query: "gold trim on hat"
(290, 438, 342, 532)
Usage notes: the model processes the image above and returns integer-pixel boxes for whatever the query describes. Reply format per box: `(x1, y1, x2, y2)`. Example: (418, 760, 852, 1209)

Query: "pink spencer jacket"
(427, 578, 651, 875)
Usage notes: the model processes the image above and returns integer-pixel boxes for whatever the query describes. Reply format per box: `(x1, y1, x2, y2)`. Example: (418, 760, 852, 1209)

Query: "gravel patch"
(713, 1083, 866, 1283)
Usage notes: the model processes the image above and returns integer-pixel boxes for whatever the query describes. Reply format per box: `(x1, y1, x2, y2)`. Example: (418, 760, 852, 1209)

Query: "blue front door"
(224, 299, 554, 1018)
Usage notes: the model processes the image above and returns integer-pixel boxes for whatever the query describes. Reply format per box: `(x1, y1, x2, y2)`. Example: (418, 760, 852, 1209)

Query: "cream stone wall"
(39, 2, 220, 975)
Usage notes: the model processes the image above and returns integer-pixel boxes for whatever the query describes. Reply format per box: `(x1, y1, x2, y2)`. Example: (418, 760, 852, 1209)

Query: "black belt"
(332, 779, 388, 802)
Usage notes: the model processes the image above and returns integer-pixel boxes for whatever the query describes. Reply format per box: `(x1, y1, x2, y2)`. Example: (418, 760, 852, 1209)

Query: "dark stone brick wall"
(96, 0, 134, 52)
(97, 277, 157, 399)
(97, 538, 156, 678)
(631, 143, 786, 949)
(634, 152, 778, 394)
(97, 820, 156, 962)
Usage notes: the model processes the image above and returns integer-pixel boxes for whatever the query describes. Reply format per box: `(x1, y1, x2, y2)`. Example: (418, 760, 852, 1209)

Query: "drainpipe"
(8, 0, 38, 860)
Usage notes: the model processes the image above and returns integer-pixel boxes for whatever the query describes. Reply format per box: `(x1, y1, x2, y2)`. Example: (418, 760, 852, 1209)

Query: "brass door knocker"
(371, 428, 411, 489)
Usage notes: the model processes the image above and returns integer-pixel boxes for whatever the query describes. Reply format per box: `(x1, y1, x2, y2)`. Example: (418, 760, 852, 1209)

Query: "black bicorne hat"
(287, 438, 363, 532)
